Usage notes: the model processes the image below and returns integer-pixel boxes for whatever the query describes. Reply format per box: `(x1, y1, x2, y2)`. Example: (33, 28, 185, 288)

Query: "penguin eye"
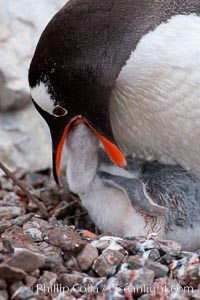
(52, 105, 68, 117)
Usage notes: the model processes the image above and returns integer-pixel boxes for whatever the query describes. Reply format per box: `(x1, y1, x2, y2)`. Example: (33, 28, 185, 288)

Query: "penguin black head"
(29, 1, 128, 185)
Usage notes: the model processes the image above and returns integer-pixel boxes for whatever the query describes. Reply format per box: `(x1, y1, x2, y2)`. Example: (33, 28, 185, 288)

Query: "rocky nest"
(0, 169, 200, 300)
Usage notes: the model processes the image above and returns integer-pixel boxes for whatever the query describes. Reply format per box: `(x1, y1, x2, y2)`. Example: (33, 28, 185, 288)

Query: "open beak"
(32, 99, 127, 185)
(53, 115, 127, 185)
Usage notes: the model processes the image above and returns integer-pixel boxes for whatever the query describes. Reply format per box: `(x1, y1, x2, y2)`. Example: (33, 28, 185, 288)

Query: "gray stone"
(54, 201, 70, 219)
(145, 259, 169, 278)
(2, 192, 20, 204)
(76, 244, 98, 271)
(83, 276, 107, 290)
(23, 217, 50, 234)
(0, 178, 13, 191)
(24, 275, 37, 287)
(0, 290, 9, 300)
(128, 255, 168, 278)
(93, 249, 124, 277)
(175, 264, 200, 288)
(144, 249, 161, 261)
(38, 242, 62, 261)
(138, 295, 150, 300)
(1, 226, 39, 252)
(6, 248, 45, 273)
(117, 268, 155, 297)
(0, 205, 25, 218)
(118, 239, 140, 254)
(0, 190, 6, 199)
(158, 239, 181, 251)
(12, 213, 34, 227)
(47, 226, 86, 252)
(12, 286, 35, 300)
(37, 271, 57, 288)
(0, 279, 7, 289)
(53, 294, 76, 300)
(0, 220, 11, 234)
(127, 255, 144, 270)
(160, 253, 174, 265)
(91, 239, 110, 251)
(0, 264, 26, 282)
(189, 289, 200, 299)
(9, 281, 24, 297)
(24, 228, 43, 242)
(58, 273, 83, 288)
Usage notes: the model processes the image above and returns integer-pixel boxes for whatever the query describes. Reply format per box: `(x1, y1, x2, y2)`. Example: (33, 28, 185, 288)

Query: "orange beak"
(54, 115, 127, 185)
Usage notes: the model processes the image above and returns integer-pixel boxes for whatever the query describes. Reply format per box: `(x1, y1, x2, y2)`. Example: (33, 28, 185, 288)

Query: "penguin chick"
(66, 123, 200, 251)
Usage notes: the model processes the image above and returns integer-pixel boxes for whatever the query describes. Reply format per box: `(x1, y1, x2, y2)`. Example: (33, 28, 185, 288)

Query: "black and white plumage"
(66, 123, 200, 251)
(29, 0, 200, 184)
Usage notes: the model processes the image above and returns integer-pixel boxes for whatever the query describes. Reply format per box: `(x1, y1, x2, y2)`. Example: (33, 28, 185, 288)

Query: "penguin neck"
(66, 123, 99, 195)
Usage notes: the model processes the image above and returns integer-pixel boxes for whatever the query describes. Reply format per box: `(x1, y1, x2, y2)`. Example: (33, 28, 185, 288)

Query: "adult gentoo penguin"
(66, 123, 200, 251)
(29, 0, 200, 184)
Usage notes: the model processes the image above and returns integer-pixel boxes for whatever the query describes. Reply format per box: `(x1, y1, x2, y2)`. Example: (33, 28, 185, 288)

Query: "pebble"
(0, 264, 26, 282)
(2, 192, 22, 206)
(12, 286, 35, 300)
(118, 239, 140, 254)
(1, 226, 39, 252)
(54, 201, 71, 219)
(93, 249, 124, 277)
(0, 290, 9, 300)
(47, 226, 86, 252)
(83, 276, 106, 291)
(24, 228, 43, 242)
(91, 239, 110, 251)
(76, 244, 98, 271)
(37, 271, 58, 289)
(190, 289, 200, 299)
(11, 213, 34, 226)
(175, 263, 200, 288)
(160, 253, 174, 265)
(145, 259, 169, 278)
(158, 239, 182, 251)
(23, 217, 50, 234)
(0, 178, 13, 191)
(143, 249, 161, 261)
(58, 273, 83, 288)
(10, 281, 24, 296)
(0, 220, 12, 234)
(39, 242, 62, 259)
(6, 248, 45, 273)
(138, 295, 150, 300)
(24, 275, 37, 287)
(0, 280, 7, 289)
(0, 205, 25, 218)
(139, 239, 159, 252)
(128, 255, 168, 278)
(38, 242, 64, 272)
(127, 255, 145, 269)
(118, 268, 155, 297)
(0, 190, 7, 199)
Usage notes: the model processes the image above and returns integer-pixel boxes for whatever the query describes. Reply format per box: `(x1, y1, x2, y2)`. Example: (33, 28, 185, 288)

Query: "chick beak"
(53, 116, 127, 185)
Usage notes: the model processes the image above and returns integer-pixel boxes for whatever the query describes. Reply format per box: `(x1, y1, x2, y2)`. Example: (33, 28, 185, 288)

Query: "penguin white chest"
(110, 15, 200, 174)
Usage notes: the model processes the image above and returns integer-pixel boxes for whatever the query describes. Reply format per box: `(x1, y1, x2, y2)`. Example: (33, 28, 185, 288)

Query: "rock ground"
(0, 172, 200, 300)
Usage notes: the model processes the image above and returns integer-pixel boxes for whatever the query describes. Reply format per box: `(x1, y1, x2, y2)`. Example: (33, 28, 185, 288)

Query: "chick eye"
(52, 105, 68, 117)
